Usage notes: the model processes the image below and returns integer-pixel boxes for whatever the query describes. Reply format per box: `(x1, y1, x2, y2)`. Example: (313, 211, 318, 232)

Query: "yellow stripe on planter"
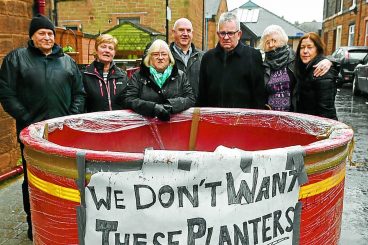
(28, 167, 345, 203)
(28, 169, 80, 203)
(299, 167, 345, 199)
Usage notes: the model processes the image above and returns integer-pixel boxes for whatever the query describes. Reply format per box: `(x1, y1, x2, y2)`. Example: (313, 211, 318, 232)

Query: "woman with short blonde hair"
(94, 34, 118, 50)
(83, 33, 128, 112)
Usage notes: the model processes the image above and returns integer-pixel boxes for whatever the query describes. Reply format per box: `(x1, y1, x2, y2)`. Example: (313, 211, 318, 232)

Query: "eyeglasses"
(265, 39, 277, 46)
(218, 30, 239, 38)
(152, 52, 169, 58)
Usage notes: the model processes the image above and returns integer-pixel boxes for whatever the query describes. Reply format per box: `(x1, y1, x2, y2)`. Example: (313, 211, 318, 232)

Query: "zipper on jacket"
(94, 67, 113, 110)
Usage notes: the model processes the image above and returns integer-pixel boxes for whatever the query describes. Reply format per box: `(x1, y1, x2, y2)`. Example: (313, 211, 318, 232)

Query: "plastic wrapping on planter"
(20, 108, 354, 244)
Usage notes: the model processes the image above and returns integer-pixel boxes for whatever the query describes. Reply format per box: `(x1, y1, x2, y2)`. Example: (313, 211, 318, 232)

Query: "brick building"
(204, 0, 228, 50)
(55, 0, 205, 49)
(322, 0, 368, 55)
(0, 0, 34, 178)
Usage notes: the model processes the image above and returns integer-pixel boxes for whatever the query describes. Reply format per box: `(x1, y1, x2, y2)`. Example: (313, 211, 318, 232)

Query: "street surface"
(336, 85, 368, 245)
(0, 86, 367, 245)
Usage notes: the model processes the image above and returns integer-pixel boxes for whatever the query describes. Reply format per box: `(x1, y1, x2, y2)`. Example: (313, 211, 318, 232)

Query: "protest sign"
(84, 146, 304, 245)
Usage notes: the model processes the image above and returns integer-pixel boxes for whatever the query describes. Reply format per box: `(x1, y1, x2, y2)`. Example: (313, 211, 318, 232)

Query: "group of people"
(0, 12, 338, 241)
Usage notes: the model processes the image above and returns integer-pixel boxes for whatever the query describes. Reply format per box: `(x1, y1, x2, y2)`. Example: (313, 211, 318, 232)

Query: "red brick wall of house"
(56, 0, 204, 49)
(322, 1, 368, 55)
(356, 2, 368, 46)
(0, 0, 33, 176)
(206, 0, 228, 50)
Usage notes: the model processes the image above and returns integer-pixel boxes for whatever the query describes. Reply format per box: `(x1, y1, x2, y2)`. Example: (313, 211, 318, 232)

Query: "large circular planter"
(20, 108, 353, 244)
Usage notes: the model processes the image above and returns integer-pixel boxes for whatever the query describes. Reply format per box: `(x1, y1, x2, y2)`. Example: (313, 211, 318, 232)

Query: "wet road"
(336, 85, 368, 245)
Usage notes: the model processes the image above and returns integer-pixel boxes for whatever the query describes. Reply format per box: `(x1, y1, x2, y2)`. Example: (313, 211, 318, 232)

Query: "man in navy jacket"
(198, 12, 265, 109)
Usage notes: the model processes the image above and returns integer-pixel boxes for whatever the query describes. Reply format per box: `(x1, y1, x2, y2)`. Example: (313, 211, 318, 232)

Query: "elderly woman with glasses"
(124, 39, 195, 121)
(259, 25, 333, 112)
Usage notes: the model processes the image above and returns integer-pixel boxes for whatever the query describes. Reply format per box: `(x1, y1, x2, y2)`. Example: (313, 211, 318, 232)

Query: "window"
(336, 25, 342, 49)
(350, 0, 356, 9)
(118, 18, 140, 25)
(335, 0, 343, 14)
(348, 24, 355, 46)
(64, 26, 79, 31)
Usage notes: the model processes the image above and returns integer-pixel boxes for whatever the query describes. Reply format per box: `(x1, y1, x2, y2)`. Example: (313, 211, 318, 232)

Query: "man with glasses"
(170, 18, 204, 100)
(198, 12, 265, 108)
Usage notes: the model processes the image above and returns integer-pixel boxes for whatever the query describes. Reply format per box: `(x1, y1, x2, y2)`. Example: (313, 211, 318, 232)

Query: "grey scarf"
(265, 45, 290, 70)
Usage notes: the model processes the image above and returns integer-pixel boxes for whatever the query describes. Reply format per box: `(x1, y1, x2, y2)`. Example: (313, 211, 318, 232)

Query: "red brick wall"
(57, 0, 204, 49)
(0, 0, 33, 176)
(356, 2, 368, 46)
(206, 0, 228, 50)
(322, 1, 368, 55)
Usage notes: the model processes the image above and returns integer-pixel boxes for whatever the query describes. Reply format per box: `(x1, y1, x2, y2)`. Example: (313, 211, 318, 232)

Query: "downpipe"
(0, 166, 24, 183)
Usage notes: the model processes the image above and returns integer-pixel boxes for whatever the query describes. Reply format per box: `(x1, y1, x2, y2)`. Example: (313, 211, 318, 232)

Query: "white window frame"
(348, 24, 355, 46)
(338, 0, 344, 14)
(350, 0, 356, 9)
(336, 25, 342, 49)
(118, 17, 140, 25)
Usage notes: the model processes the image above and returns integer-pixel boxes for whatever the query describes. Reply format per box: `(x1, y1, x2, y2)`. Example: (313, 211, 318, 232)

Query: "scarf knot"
(149, 65, 173, 88)
(265, 45, 290, 70)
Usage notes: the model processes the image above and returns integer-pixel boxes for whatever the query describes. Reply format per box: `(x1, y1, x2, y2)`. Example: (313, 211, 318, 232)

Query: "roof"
(205, 0, 222, 18)
(102, 21, 164, 36)
(297, 21, 322, 33)
(101, 21, 165, 52)
(233, 0, 305, 38)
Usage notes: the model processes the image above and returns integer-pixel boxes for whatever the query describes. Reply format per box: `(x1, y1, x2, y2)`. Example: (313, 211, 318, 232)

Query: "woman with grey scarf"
(259, 25, 332, 111)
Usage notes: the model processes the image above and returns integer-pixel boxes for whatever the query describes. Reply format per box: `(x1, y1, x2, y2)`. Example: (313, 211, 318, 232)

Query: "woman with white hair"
(124, 39, 195, 121)
(259, 25, 332, 111)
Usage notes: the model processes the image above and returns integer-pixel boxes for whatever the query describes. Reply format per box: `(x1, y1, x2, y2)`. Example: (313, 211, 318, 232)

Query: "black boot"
(27, 226, 33, 241)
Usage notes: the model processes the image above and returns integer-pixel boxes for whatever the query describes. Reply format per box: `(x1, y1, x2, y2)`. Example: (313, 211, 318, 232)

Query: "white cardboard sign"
(84, 146, 301, 244)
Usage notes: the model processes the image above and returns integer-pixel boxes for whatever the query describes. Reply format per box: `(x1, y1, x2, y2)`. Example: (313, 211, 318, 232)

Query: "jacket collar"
(306, 55, 324, 71)
(139, 62, 179, 79)
(170, 42, 200, 56)
(28, 40, 63, 57)
(214, 41, 243, 56)
(85, 60, 123, 78)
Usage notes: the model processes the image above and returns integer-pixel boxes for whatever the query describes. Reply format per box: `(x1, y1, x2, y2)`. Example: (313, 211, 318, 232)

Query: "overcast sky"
(227, 0, 324, 23)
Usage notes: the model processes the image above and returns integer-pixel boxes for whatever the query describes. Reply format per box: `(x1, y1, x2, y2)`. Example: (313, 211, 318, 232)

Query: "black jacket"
(124, 64, 195, 117)
(83, 60, 128, 112)
(170, 43, 204, 99)
(0, 41, 85, 135)
(198, 42, 265, 108)
(296, 55, 338, 120)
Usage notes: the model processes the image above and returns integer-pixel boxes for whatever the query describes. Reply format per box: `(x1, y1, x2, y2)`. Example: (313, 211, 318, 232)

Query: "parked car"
(353, 54, 368, 96)
(331, 46, 368, 87)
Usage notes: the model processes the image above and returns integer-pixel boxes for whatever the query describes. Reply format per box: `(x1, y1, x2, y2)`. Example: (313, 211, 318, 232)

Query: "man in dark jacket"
(170, 18, 203, 100)
(198, 12, 265, 108)
(0, 15, 85, 241)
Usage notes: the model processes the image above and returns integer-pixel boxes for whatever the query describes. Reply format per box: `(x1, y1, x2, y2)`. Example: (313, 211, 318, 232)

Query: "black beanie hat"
(29, 14, 55, 38)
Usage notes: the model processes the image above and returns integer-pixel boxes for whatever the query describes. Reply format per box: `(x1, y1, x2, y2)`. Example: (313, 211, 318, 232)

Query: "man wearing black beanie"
(29, 14, 56, 38)
(0, 14, 85, 241)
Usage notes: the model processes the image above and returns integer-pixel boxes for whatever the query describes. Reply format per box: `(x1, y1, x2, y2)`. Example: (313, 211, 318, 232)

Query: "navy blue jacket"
(198, 42, 266, 109)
